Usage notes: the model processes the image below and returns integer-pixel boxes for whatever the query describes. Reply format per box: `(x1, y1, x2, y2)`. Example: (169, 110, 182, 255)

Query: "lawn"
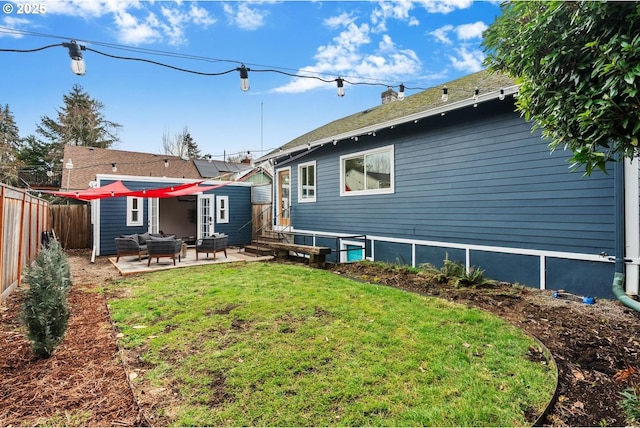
(107, 262, 556, 426)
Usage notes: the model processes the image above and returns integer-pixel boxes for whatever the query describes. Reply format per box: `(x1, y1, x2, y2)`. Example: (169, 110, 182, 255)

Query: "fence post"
(0, 186, 5, 305)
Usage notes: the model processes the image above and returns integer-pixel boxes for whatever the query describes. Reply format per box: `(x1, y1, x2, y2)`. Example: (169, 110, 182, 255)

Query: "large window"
(340, 145, 394, 196)
(298, 161, 316, 202)
(126, 196, 143, 226)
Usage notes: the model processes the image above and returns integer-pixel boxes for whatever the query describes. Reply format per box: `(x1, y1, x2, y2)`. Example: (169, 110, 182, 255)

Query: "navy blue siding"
(205, 185, 252, 246)
(99, 180, 251, 255)
(373, 241, 412, 265)
(282, 99, 615, 295)
(415, 246, 466, 269)
(470, 251, 540, 288)
(546, 258, 615, 299)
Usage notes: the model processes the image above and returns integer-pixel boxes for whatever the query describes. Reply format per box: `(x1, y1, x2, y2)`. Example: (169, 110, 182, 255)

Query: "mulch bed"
(1, 251, 639, 426)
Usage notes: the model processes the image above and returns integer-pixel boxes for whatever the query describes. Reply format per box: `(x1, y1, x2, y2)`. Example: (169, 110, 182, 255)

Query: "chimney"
(381, 87, 398, 105)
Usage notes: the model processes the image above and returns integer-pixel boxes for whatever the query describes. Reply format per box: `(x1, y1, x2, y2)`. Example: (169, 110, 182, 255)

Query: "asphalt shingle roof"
(61, 145, 202, 190)
(262, 70, 516, 160)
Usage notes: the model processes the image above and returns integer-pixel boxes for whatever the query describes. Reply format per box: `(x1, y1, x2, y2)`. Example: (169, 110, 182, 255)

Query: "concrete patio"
(109, 246, 273, 276)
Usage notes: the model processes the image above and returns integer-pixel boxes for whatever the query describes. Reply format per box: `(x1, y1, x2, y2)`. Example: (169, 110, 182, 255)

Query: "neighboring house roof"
(193, 159, 253, 180)
(259, 70, 517, 161)
(61, 145, 202, 190)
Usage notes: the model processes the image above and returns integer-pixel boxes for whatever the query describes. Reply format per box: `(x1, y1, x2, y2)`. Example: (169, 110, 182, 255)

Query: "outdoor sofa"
(114, 232, 167, 262)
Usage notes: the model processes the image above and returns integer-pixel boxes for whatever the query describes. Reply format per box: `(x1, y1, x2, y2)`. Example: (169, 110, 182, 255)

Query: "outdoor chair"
(146, 237, 183, 266)
(115, 235, 147, 262)
(195, 233, 228, 261)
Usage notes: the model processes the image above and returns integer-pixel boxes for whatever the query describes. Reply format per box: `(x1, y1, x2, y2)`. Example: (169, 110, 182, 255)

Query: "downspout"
(612, 155, 640, 312)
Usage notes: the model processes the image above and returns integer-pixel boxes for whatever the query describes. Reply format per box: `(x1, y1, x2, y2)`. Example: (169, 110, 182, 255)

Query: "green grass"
(107, 262, 556, 427)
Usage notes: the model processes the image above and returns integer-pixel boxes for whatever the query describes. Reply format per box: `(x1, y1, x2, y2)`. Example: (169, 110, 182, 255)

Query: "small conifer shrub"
(20, 239, 72, 358)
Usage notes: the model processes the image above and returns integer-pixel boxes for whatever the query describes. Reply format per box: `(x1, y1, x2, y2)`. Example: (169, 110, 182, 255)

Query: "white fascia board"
(94, 174, 252, 187)
(260, 85, 520, 162)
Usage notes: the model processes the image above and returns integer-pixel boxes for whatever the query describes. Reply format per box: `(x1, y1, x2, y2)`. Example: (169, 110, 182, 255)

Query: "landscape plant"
(20, 238, 72, 358)
(108, 262, 555, 426)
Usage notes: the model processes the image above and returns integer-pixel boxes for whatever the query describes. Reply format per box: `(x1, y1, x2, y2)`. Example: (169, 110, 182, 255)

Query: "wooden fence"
(49, 204, 91, 250)
(1, 183, 49, 304)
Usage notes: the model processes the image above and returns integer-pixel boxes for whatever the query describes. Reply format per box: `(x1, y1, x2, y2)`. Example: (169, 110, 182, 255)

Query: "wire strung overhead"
(0, 26, 503, 101)
(0, 28, 434, 97)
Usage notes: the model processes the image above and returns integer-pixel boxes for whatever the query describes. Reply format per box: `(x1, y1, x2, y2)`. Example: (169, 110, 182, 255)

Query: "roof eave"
(259, 85, 520, 163)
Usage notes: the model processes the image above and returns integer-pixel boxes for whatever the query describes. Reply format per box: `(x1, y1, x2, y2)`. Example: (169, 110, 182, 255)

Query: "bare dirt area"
(1, 250, 639, 426)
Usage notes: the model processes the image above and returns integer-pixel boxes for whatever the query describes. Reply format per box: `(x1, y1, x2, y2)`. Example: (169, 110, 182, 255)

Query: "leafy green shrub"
(20, 239, 72, 358)
(419, 254, 496, 287)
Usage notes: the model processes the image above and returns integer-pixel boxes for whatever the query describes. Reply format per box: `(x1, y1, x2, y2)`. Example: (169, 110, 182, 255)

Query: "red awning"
(162, 183, 227, 197)
(47, 180, 134, 201)
(126, 181, 204, 198)
(45, 180, 229, 200)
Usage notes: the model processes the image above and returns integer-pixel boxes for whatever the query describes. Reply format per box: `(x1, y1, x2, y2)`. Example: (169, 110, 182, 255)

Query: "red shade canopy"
(45, 180, 230, 201)
(48, 181, 134, 201)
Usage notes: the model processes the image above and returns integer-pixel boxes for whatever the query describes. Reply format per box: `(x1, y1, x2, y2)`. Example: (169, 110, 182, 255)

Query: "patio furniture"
(195, 233, 228, 261)
(115, 234, 147, 262)
(147, 237, 183, 266)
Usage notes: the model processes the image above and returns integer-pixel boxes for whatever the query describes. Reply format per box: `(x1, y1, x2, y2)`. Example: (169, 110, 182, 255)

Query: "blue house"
(92, 175, 253, 256)
(258, 70, 640, 300)
(60, 146, 253, 256)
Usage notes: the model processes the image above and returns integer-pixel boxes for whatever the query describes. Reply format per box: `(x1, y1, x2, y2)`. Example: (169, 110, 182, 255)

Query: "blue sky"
(0, 0, 501, 160)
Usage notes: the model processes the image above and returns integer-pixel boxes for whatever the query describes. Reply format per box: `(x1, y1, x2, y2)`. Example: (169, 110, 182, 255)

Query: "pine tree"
(20, 239, 72, 358)
(0, 104, 21, 185)
(36, 84, 122, 165)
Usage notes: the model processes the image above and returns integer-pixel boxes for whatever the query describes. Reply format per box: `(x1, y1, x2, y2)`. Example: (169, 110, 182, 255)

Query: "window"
(340, 145, 394, 196)
(126, 196, 143, 226)
(341, 241, 365, 263)
(216, 195, 229, 223)
(298, 161, 316, 202)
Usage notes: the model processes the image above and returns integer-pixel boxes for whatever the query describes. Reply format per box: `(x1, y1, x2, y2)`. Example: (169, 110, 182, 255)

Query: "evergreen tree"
(21, 239, 72, 358)
(36, 84, 122, 165)
(0, 104, 21, 185)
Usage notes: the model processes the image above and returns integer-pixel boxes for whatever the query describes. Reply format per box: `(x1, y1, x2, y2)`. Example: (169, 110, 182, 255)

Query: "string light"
(111, 162, 117, 172)
(0, 32, 507, 103)
(336, 77, 345, 97)
(62, 40, 86, 75)
(238, 64, 250, 92)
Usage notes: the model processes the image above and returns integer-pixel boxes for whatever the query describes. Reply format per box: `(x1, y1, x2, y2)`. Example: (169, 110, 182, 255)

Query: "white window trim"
(340, 144, 395, 197)
(216, 195, 229, 224)
(126, 196, 144, 226)
(340, 240, 365, 263)
(298, 160, 317, 203)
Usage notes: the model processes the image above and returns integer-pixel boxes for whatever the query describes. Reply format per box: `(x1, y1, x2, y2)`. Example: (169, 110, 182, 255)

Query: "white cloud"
(0, 17, 32, 36)
(455, 21, 488, 40)
(274, 25, 420, 94)
(448, 47, 485, 73)
(416, 0, 474, 14)
(32, 0, 215, 46)
(323, 12, 356, 30)
(113, 10, 162, 45)
(429, 25, 454, 44)
(189, 4, 216, 27)
(46, 0, 142, 19)
(224, 3, 268, 31)
(370, 1, 415, 32)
